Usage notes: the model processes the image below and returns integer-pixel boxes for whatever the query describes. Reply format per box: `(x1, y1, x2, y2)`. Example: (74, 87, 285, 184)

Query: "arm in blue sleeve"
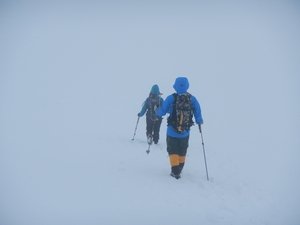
(192, 96, 203, 124)
(138, 98, 148, 117)
(159, 97, 164, 106)
(156, 95, 174, 117)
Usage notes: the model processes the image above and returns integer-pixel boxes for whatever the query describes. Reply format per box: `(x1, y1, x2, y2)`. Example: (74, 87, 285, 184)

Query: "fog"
(1, 1, 300, 224)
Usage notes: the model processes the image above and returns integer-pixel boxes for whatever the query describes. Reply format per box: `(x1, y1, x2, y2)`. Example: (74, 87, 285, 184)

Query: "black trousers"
(166, 135, 189, 175)
(166, 135, 189, 156)
(146, 117, 162, 143)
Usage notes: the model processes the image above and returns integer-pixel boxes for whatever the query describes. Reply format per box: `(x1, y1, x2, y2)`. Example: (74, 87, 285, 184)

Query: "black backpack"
(146, 93, 161, 121)
(167, 93, 194, 133)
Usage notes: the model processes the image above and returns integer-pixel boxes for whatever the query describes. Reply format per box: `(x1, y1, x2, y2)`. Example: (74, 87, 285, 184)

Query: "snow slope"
(1, 1, 300, 224)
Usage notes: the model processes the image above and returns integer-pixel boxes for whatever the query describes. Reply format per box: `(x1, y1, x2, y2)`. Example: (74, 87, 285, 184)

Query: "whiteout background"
(1, 1, 299, 224)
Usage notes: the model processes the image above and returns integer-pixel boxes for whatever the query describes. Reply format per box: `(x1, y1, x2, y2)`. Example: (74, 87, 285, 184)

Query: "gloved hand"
(137, 113, 141, 117)
(198, 120, 204, 128)
(198, 123, 203, 133)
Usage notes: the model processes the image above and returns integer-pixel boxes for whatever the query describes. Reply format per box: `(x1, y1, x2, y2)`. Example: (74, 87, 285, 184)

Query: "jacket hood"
(173, 77, 189, 94)
(150, 84, 160, 96)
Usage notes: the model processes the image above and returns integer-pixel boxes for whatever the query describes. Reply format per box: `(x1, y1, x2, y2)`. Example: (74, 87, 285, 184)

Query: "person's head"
(173, 77, 189, 94)
(150, 84, 160, 95)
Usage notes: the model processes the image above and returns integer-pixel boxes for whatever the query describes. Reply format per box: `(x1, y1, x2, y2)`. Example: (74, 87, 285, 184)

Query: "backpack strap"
(167, 93, 178, 128)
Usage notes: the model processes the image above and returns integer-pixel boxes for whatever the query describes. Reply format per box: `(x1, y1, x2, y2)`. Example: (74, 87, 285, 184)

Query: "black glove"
(198, 121, 203, 128)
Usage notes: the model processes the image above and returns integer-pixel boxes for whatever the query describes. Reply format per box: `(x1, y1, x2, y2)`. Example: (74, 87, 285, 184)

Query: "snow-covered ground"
(1, 1, 300, 224)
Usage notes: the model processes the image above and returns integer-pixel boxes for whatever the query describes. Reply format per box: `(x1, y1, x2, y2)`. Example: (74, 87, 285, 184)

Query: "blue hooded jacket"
(156, 77, 203, 138)
(138, 84, 164, 118)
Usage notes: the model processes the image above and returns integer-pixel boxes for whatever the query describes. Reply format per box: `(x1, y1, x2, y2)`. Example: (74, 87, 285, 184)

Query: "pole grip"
(198, 124, 202, 133)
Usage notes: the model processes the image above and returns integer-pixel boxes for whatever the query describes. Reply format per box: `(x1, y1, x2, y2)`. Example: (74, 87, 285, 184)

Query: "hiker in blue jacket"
(156, 77, 203, 179)
(138, 84, 164, 144)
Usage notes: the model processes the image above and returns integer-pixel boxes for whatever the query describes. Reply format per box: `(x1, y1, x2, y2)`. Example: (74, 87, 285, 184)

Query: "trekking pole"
(132, 116, 140, 141)
(146, 143, 151, 154)
(198, 124, 209, 181)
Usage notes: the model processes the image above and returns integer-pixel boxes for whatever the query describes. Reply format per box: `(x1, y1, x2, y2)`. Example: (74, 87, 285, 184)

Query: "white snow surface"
(1, 1, 300, 225)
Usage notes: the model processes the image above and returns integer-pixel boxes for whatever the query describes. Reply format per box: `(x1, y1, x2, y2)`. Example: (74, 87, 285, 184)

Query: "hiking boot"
(153, 134, 159, 144)
(179, 162, 185, 174)
(147, 135, 153, 145)
(170, 172, 181, 179)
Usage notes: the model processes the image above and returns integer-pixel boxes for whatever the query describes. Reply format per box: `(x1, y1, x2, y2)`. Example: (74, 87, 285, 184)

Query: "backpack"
(146, 93, 161, 121)
(167, 93, 194, 133)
